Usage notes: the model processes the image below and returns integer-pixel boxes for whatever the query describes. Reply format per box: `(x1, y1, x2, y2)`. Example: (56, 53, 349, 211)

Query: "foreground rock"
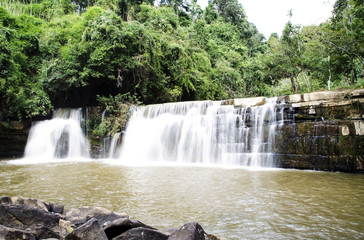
(0, 196, 223, 240)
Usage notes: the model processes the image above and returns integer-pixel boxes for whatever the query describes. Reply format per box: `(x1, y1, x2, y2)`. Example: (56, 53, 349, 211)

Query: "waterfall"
(24, 108, 90, 159)
(20, 100, 284, 167)
(117, 98, 284, 167)
(108, 132, 121, 158)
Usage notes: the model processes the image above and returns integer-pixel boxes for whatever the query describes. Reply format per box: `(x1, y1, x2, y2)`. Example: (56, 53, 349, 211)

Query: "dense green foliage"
(0, 0, 363, 120)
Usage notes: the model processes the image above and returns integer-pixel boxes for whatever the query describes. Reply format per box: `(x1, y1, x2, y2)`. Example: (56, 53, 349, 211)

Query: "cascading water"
(24, 108, 90, 159)
(117, 98, 284, 167)
(108, 132, 121, 158)
(21, 99, 284, 167)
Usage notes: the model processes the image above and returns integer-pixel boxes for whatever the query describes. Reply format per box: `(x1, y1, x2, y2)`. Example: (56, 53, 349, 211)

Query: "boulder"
(0, 224, 36, 240)
(168, 222, 208, 240)
(113, 227, 169, 240)
(103, 217, 155, 239)
(0, 203, 61, 231)
(0, 197, 223, 240)
(65, 218, 108, 240)
(0, 196, 64, 214)
(64, 206, 128, 227)
(0, 196, 50, 212)
(50, 202, 65, 214)
(33, 225, 61, 239)
(0, 196, 12, 204)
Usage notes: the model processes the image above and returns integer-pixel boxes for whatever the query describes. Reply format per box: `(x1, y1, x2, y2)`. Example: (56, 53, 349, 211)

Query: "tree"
(329, 0, 364, 85)
(0, 7, 52, 119)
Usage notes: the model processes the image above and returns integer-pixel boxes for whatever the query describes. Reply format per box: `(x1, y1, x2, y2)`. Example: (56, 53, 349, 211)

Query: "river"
(1, 159, 363, 239)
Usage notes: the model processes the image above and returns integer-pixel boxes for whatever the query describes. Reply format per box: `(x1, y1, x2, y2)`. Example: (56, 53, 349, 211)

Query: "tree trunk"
(350, 55, 357, 85)
(290, 77, 298, 93)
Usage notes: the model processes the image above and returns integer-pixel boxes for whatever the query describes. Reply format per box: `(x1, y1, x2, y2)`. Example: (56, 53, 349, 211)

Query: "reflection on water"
(0, 160, 363, 239)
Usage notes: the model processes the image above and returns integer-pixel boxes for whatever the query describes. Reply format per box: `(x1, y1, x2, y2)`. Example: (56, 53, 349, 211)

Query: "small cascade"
(24, 108, 90, 159)
(98, 109, 109, 158)
(117, 98, 285, 167)
(109, 132, 121, 158)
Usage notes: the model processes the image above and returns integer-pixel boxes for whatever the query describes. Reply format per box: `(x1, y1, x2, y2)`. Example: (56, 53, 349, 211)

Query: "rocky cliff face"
(228, 89, 363, 172)
(273, 89, 364, 172)
(0, 121, 30, 158)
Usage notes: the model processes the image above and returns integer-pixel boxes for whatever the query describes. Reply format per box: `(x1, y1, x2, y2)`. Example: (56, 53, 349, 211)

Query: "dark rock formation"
(229, 89, 364, 172)
(64, 206, 128, 227)
(65, 218, 108, 240)
(113, 227, 169, 240)
(0, 197, 66, 239)
(103, 217, 155, 239)
(0, 224, 36, 240)
(0, 196, 222, 240)
(0, 203, 61, 230)
(273, 89, 364, 172)
(168, 222, 208, 240)
(0, 120, 30, 158)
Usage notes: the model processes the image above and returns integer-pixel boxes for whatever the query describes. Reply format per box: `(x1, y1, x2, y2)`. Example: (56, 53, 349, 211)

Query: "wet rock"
(34, 225, 61, 239)
(0, 203, 61, 231)
(113, 227, 169, 240)
(0, 196, 12, 204)
(0, 196, 51, 212)
(0, 224, 36, 240)
(0, 197, 223, 240)
(161, 228, 179, 235)
(103, 217, 154, 239)
(0, 196, 64, 215)
(50, 202, 64, 214)
(64, 206, 128, 227)
(0, 120, 30, 158)
(65, 218, 108, 240)
(168, 222, 208, 240)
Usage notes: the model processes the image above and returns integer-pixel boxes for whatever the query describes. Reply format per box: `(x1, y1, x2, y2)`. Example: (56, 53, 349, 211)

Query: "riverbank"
(0, 196, 222, 240)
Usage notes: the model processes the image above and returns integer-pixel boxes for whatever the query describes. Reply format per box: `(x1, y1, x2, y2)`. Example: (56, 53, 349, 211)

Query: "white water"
(109, 132, 121, 158)
(20, 99, 284, 167)
(24, 108, 90, 160)
(117, 98, 284, 167)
